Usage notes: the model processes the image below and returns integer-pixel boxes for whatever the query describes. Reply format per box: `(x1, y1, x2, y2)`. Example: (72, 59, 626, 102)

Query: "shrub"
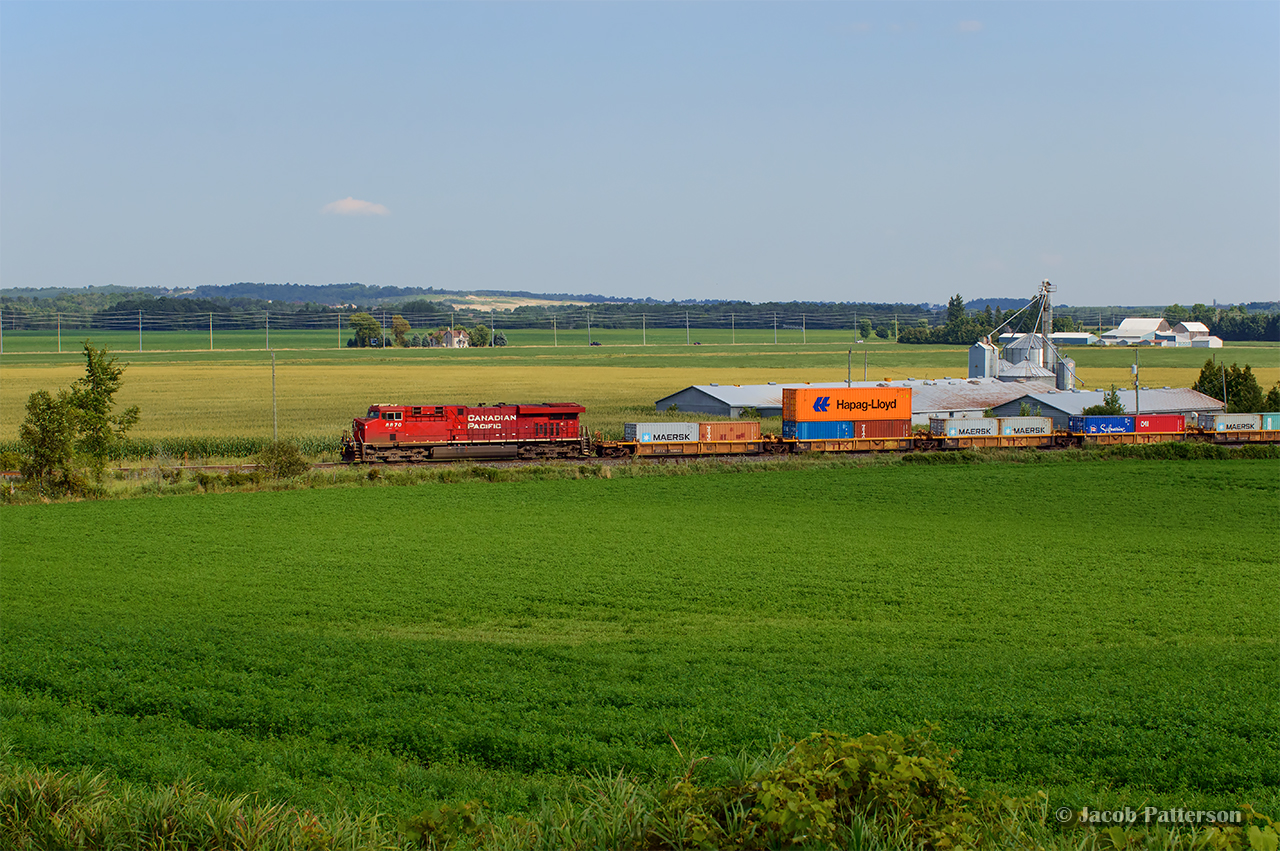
(255, 441, 310, 479)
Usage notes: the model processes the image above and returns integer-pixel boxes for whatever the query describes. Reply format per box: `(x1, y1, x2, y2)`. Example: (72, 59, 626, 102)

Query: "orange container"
(783, 387, 911, 422)
(699, 421, 762, 442)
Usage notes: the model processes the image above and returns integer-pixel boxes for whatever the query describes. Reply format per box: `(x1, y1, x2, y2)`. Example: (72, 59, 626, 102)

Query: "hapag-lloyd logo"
(812, 396, 898, 413)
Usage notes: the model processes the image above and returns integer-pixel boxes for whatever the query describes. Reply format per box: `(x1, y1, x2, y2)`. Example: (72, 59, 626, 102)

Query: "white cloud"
(320, 197, 390, 216)
(957, 20, 983, 33)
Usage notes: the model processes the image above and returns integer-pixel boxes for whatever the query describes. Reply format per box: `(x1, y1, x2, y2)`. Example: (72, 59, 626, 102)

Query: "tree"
(347, 312, 382, 347)
(1052, 315, 1076, 332)
(1190, 303, 1216, 325)
(493, 331, 507, 347)
(858, 320, 873, 340)
(391, 315, 411, 347)
(1192, 359, 1265, 412)
(1082, 385, 1126, 416)
(18, 389, 80, 495)
(468, 324, 491, 348)
(68, 343, 139, 480)
(1162, 303, 1191, 323)
(1266, 384, 1280, 411)
(946, 294, 966, 325)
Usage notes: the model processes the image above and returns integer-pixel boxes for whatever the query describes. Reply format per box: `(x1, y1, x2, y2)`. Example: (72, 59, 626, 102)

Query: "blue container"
(1068, 415, 1135, 434)
(783, 420, 853, 440)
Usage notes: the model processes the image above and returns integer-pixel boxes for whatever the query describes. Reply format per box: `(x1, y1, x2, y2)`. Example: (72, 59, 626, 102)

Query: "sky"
(1, 2, 1276, 306)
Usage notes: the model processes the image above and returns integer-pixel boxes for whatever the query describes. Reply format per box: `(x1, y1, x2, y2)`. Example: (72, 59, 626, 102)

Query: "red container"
(699, 421, 762, 442)
(849, 419, 912, 439)
(1134, 414, 1186, 433)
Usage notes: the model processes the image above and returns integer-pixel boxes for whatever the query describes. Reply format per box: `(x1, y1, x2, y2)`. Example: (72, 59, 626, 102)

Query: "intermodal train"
(340, 396, 1280, 463)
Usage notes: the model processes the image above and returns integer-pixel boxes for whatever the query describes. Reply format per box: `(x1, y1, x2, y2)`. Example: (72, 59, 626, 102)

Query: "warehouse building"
(989, 388, 1224, 430)
(656, 378, 1050, 426)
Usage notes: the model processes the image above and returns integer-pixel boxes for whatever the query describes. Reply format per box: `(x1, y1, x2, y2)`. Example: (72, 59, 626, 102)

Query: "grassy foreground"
(3, 458, 1277, 844)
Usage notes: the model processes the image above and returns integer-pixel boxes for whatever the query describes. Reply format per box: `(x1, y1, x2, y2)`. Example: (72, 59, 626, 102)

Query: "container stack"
(782, 387, 912, 441)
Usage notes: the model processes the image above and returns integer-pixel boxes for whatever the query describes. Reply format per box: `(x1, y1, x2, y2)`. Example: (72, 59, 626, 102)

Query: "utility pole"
(802, 313, 806, 344)
(266, 310, 270, 351)
(211, 312, 215, 351)
(1133, 350, 1140, 416)
(847, 349, 851, 387)
(587, 311, 592, 346)
(864, 350, 868, 381)
(139, 310, 143, 351)
(336, 313, 341, 350)
(57, 313, 61, 353)
(271, 353, 278, 441)
(553, 316, 557, 347)
(773, 312, 777, 344)
(490, 309, 495, 346)
(685, 311, 689, 345)
(642, 313, 646, 346)
(731, 313, 735, 344)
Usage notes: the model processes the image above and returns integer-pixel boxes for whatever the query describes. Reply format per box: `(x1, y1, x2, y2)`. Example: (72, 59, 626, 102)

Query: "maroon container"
(849, 419, 912, 439)
(1134, 414, 1186, 433)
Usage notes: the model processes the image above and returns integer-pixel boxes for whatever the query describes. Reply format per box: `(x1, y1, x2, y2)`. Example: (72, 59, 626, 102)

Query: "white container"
(998, 416, 1054, 436)
(624, 422, 699, 442)
(931, 417, 998, 437)
(1200, 414, 1261, 432)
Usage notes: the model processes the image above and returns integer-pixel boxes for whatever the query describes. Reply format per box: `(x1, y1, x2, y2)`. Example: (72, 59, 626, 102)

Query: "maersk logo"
(1004, 426, 1049, 435)
(1219, 422, 1253, 431)
(812, 397, 830, 413)
(951, 426, 994, 436)
(642, 432, 689, 442)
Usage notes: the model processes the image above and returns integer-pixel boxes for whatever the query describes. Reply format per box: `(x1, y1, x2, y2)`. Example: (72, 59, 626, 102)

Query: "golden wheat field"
(2, 342, 1276, 442)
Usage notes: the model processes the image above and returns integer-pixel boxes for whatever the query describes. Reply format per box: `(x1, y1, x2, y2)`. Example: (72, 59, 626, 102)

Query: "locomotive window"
(457, 407, 465, 415)
(434, 407, 444, 416)
(381, 412, 402, 421)
(412, 407, 421, 416)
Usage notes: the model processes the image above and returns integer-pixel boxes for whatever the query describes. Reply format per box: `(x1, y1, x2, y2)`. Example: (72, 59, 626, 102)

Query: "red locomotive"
(341, 402, 588, 463)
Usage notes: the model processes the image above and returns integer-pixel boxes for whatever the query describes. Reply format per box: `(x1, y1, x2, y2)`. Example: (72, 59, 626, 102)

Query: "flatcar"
(341, 402, 589, 463)
(341, 394, 1280, 463)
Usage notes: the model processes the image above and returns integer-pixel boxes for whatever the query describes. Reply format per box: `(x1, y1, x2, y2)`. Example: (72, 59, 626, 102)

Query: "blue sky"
(2, 2, 1276, 306)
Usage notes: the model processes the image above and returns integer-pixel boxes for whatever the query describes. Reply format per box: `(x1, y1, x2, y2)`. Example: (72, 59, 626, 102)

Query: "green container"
(1263, 413, 1280, 431)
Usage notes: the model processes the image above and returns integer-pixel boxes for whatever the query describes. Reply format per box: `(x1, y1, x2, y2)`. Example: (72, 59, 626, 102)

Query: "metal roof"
(1108, 317, 1170, 335)
(997, 360, 1056, 378)
(1006, 387, 1223, 417)
(1005, 334, 1047, 350)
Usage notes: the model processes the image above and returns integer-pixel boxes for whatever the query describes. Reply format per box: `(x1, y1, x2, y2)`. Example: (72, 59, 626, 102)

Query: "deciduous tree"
(391, 315, 411, 347)
(347, 312, 382, 347)
(68, 343, 139, 480)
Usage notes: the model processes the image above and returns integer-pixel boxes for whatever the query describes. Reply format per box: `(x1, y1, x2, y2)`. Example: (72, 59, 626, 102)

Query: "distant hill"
(188, 283, 634, 305)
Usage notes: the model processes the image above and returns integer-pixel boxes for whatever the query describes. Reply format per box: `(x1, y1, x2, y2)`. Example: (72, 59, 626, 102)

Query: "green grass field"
(3, 459, 1277, 823)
